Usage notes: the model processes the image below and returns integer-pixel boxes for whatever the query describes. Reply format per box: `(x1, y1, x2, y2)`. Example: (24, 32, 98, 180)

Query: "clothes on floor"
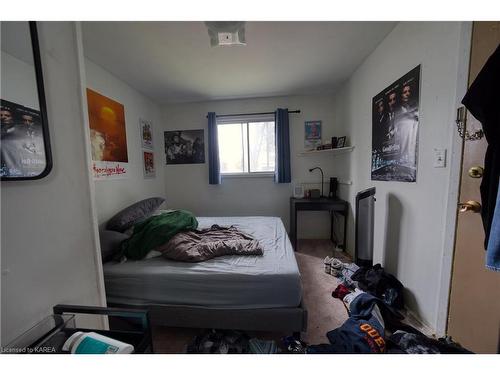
(387, 331, 473, 354)
(342, 262, 360, 279)
(486, 177, 500, 271)
(351, 263, 405, 309)
(342, 288, 365, 310)
(248, 338, 278, 354)
(332, 284, 351, 300)
(282, 336, 307, 353)
(186, 330, 250, 354)
(338, 275, 357, 290)
(186, 329, 279, 354)
(462, 44, 500, 251)
(323, 258, 359, 288)
(308, 293, 386, 354)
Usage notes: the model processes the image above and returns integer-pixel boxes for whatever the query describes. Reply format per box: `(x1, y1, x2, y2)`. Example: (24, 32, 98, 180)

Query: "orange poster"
(86, 88, 129, 179)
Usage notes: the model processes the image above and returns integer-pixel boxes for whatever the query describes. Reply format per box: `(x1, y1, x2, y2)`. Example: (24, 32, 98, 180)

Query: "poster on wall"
(143, 151, 155, 178)
(164, 129, 205, 165)
(139, 118, 154, 150)
(86, 88, 129, 180)
(371, 65, 420, 182)
(304, 120, 322, 150)
(0, 99, 46, 178)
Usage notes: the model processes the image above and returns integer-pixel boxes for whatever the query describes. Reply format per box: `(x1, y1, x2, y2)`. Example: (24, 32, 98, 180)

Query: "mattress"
(103, 216, 302, 309)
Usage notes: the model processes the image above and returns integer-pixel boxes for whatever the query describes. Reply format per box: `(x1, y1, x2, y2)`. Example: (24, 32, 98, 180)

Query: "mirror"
(1, 21, 52, 180)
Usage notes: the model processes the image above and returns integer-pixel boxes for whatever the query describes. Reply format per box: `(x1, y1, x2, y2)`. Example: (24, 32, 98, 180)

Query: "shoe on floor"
(324, 256, 332, 274)
(330, 258, 344, 277)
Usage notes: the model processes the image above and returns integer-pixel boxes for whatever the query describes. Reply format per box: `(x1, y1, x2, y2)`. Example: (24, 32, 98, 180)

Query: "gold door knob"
(468, 166, 484, 178)
(458, 200, 482, 213)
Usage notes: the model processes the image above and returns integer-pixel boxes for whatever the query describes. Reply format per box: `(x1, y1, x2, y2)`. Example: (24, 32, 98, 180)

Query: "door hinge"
(456, 106, 484, 141)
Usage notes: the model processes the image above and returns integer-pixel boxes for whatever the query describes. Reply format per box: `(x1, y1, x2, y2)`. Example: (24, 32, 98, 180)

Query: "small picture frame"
(336, 136, 346, 148)
(143, 151, 155, 178)
(304, 120, 322, 150)
(293, 184, 305, 199)
(139, 118, 154, 150)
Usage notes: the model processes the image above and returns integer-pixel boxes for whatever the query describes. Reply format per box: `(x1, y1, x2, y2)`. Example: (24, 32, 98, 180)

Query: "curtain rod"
(206, 110, 301, 118)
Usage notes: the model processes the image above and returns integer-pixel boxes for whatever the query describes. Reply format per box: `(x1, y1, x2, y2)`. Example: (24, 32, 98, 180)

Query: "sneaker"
(324, 256, 332, 274)
(329, 258, 344, 277)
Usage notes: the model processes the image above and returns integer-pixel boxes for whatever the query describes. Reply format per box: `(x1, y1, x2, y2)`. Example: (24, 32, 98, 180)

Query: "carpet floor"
(151, 239, 351, 353)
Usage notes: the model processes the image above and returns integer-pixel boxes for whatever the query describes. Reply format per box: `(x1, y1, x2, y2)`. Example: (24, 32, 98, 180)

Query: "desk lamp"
(309, 167, 324, 198)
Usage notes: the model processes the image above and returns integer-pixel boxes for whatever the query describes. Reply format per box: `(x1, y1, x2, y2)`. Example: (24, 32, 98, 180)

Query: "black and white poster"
(164, 129, 205, 165)
(371, 65, 420, 182)
(1, 99, 46, 178)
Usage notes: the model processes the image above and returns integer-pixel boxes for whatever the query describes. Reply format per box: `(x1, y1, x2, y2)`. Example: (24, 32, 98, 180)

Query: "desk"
(290, 197, 348, 251)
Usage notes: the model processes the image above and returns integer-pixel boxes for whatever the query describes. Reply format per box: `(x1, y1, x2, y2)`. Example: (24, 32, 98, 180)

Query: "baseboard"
(402, 308, 436, 338)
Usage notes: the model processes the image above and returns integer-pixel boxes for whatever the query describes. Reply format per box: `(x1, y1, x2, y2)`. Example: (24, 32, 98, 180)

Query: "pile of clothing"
(324, 260, 405, 311)
(186, 330, 278, 354)
(324, 256, 360, 289)
(308, 292, 388, 353)
(387, 330, 471, 354)
(311, 259, 471, 354)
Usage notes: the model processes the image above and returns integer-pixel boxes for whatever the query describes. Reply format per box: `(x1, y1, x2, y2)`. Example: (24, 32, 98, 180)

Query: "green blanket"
(122, 210, 198, 260)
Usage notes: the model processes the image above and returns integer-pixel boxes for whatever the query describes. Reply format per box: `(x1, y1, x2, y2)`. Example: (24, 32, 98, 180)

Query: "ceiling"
(82, 22, 396, 104)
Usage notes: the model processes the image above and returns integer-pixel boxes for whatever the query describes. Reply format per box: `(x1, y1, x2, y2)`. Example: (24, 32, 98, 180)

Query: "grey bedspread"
(157, 224, 263, 262)
(103, 217, 302, 309)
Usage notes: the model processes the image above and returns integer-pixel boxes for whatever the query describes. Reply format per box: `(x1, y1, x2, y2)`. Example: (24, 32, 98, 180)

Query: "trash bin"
(355, 187, 376, 267)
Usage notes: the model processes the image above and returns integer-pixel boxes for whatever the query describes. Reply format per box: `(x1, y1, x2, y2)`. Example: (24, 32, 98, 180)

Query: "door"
(447, 22, 500, 354)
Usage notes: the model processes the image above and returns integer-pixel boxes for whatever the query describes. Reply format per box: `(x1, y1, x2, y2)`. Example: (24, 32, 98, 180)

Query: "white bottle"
(62, 331, 134, 354)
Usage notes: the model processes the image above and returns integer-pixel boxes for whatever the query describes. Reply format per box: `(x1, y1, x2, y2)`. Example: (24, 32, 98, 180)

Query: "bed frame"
(104, 214, 307, 337)
(109, 301, 308, 337)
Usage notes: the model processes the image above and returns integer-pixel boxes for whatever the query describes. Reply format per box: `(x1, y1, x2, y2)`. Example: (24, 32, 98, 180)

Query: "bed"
(103, 216, 307, 335)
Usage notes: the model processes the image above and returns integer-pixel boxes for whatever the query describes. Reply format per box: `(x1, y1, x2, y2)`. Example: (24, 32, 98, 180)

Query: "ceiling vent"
(204, 21, 246, 47)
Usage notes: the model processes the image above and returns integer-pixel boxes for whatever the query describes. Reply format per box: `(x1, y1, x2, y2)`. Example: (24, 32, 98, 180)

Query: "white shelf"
(298, 146, 354, 156)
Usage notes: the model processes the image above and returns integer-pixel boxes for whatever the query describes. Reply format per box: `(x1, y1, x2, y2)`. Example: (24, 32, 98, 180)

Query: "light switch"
(434, 148, 447, 168)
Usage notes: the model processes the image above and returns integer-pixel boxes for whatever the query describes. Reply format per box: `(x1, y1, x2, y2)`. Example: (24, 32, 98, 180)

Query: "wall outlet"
(433, 148, 447, 168)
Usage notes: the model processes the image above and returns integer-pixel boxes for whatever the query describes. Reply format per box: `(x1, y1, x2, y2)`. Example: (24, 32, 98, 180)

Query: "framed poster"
(371, 65, 420, 182)
(1, 99, 48, 178)
(139, 118, 153, 150)
(305, 121, 322, 150)
(143, 151, 155, 178)
(86, 88, 129, 180)
(164, 129, 205, 165)
(1, 22, 52, 180)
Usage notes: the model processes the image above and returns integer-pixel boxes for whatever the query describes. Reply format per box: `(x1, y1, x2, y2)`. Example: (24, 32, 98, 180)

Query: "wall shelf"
(298, 146, 354, 156)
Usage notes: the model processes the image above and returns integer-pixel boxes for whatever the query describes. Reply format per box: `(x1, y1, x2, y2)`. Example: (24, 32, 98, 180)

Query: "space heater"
(355, 187, 376, 267)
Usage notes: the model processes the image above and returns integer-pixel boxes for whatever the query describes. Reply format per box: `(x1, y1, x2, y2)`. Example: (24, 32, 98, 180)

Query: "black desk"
(290, 197, 348, 251)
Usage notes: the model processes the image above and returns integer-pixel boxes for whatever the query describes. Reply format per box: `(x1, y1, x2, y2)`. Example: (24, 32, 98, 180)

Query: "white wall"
(84, 59, 166, 225)
(1, 51, 39, 110)
(331, 22, 465, 330)
(162, 94, 350, 239)
(1, 22, 105, 345)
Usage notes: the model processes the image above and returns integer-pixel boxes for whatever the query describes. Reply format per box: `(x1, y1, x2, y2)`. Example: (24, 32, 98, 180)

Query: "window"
(217, 117, 275, 175)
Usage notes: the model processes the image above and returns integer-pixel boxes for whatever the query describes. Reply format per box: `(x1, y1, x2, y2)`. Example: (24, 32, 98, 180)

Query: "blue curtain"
(207, 112, 221, 185)
(275, 108, 291, 183)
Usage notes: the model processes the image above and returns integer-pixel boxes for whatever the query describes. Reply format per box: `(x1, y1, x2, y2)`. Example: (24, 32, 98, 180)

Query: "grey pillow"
(99, 230, 130, 263)
(106, 197, 165, 232)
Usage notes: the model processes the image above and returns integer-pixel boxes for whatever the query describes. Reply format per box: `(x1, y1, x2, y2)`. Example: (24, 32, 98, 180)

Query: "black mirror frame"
(1, 21, 53, 181)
